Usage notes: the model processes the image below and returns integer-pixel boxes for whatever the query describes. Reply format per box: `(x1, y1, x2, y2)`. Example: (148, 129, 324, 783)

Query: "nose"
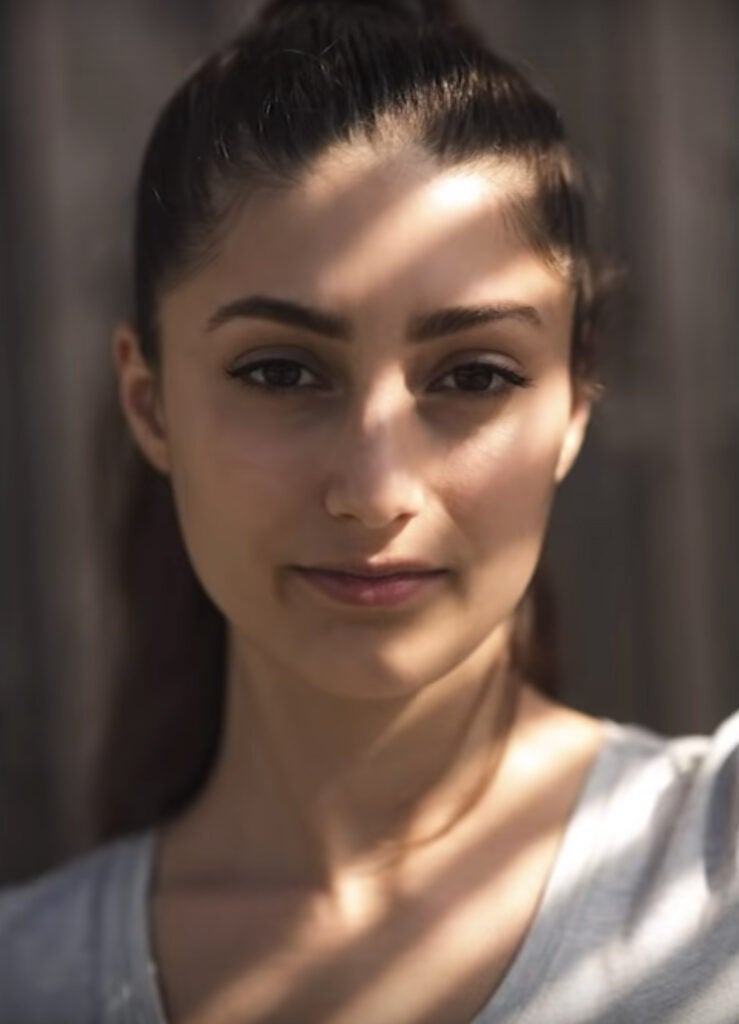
(323, 381, 427, 529)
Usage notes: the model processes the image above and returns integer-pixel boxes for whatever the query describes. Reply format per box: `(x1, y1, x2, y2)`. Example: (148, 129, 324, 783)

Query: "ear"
(112, 323, 171, 475)
(554, 389, 592, 484)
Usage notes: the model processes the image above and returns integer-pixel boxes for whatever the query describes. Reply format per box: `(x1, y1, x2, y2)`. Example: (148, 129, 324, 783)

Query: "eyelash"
(224, 358, 532, 398)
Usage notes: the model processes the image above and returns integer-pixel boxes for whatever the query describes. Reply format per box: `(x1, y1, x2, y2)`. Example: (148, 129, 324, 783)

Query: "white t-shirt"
(2, 712, 739, 1023)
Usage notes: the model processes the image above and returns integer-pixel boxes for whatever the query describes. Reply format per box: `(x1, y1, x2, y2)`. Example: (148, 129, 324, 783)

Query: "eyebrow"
(206, 294, 543, 342)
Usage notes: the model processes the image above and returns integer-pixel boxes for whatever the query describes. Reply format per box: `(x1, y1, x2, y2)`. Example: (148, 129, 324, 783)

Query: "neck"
(168, 621, 519, 902)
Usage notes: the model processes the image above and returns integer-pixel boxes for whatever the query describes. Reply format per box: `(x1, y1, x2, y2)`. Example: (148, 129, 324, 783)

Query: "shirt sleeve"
(0, 848, 107, 1024)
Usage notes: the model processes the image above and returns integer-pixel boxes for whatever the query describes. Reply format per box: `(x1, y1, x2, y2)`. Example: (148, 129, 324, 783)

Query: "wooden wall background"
(1, 0, 737, 882)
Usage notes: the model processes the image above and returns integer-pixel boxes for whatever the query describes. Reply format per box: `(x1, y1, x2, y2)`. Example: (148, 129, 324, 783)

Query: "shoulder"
(0, 831, 153, 1024)
(581, 711, 739, 1011)
(605, 708, 739, 864)
(591, 708, 739, 893)
(490, 712, 739, 1024)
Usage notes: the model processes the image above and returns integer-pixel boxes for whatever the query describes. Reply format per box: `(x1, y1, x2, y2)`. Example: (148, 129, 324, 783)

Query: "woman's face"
(117, 147, 590, 700)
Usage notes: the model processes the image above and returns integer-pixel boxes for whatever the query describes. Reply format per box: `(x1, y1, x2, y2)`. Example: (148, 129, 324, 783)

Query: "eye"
(225, 358, 324, 393)
(430, 360, 532, 396)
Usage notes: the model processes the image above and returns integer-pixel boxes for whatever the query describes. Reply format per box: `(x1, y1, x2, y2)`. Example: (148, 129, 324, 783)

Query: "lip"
(299, 560, 444, 577)
(294, 566, 449, 607)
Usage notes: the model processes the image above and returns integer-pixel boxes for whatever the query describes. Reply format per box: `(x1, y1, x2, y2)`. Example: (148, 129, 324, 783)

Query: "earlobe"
(554, 395, 592, 484)
(111, 323, 171, 476)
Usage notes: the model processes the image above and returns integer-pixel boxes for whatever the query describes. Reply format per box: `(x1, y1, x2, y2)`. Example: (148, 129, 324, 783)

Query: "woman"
(1, 1, 737, 1022)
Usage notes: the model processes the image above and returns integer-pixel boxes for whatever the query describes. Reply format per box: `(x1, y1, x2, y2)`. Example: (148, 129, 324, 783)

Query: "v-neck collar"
(123, 720, 625, 1023)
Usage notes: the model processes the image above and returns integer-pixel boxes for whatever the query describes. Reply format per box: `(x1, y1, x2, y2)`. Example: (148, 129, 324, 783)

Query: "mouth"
(293, 566, 449, 608)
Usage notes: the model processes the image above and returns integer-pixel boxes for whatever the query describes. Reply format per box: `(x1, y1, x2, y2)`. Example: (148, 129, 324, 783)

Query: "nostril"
(323, 465, 426, 527)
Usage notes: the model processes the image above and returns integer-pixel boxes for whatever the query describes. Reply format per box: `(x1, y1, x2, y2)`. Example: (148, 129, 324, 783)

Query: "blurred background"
(1, 0, 737, 883)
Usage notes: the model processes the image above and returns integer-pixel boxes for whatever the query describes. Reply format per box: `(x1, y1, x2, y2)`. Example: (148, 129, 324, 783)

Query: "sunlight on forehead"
(315, 159, 554, 304)
(426, 170, 490, 209)
(424, 164, 525, 212)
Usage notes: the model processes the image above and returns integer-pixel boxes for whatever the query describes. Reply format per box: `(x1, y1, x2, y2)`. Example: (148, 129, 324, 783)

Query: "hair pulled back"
(95, 0, 604, 839)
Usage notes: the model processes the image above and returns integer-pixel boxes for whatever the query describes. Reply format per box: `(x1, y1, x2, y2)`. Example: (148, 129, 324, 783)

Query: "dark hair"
(93, 0, 606, 840)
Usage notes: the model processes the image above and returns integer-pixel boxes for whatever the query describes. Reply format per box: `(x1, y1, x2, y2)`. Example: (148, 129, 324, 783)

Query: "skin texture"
(114, 145, 602, 1023)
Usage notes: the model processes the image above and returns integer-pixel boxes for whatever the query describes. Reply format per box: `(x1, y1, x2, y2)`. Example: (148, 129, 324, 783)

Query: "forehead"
(163, 144, 571, 330)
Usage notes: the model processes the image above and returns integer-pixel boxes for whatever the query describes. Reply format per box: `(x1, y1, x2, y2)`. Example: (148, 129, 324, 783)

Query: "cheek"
(164, 385, 314, 610)
(164, 357, 572, 622)
(446, 388, 571, 573)
(169, 368, 310, 506)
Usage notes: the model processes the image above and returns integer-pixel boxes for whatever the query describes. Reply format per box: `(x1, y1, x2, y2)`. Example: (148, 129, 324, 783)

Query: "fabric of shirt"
(1, 711, 739, 1023)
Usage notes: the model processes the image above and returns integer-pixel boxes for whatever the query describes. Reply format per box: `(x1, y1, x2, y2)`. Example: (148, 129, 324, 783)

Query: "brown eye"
(430, 361, 532, 396)
(226, 358, 323, 392)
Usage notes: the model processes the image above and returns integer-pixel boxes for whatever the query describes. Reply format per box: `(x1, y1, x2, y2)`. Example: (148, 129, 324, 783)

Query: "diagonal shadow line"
(513, 887, 739, 1024)
(147, 131, 606, 1023)
(154, 714, 737, 1023)
(92, 140, 583, 874)
(466, 739, 739, 1023)
(453, 879, 739, 1024)
(151, 702, 597, 1022)
(183, 147, 562, 364)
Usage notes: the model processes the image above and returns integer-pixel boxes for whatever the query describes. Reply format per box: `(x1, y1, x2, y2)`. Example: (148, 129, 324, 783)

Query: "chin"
(308, 665, 435, 703)
(292, 633, 484, 703)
